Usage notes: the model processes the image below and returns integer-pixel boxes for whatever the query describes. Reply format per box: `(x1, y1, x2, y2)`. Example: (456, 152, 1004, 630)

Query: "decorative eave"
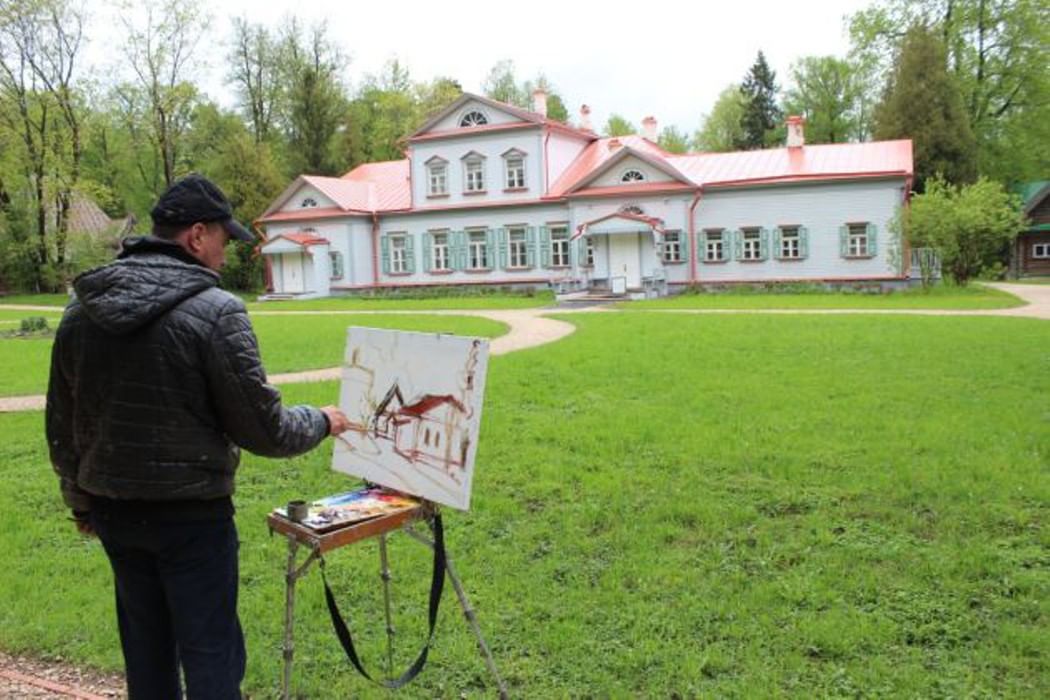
(408, 91, 596, 143)
(563, 146, 694, 195)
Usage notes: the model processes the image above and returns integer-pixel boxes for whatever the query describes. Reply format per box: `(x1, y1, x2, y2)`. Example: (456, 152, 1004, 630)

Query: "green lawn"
(246, 291, 554, 311)
(2, 313, 1047, 696)
(0, 293, 71, 307)
(626, 283, 1023, 310)
(0, 313, 505, 397)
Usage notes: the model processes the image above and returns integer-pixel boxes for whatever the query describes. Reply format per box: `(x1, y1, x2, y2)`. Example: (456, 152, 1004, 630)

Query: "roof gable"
(411, 94, 534, 139)
(564, 144, 692, 194)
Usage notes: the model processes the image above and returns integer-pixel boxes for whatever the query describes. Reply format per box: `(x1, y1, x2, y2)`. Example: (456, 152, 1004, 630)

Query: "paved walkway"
(1, 282, 1046, 415)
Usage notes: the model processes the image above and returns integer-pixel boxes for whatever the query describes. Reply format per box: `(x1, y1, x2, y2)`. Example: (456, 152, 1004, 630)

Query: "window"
(586, 238, 595, 266)
(620, 169, 646, 183)
(505, 156, 525, 189)
(463, 154, 486, 193)
(704, 229, 726, 262)
(390, 234, 407, 273)
(300, 197, 317, 208)
(848, 223, 869, 257)
(742, 228, 763, 261)
(431, 231, 450, 271)
(1033, 243, 1050, 259)
(663, 231, 682, 263)
(459, 110, 488, 127)
(469, 230, 489, 269)
(426, 160, 448, 196)
(550, 225, 570, 267)
(620, 204, 644, 215)
(329, 251, 344, 280)
(508, 227, 528, 268)
(779, 226, 801, 259)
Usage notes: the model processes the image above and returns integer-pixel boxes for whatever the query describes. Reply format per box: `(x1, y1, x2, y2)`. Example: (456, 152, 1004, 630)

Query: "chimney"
(607, 138, 622, 151)
(642, 115, 658, 142)
(579, 104, 592, 131)
(532, 87, 548, 118)
(786, 115, 805, 148)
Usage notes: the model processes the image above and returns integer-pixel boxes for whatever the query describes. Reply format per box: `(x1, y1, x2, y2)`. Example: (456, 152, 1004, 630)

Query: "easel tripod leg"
(378, 533, 396, 680)
(282, 539, 299, 700)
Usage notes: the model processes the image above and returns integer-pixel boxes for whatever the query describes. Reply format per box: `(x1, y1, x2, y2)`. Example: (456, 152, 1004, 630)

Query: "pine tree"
(738, 51, 782, 149)
(874, 25, 977, 191)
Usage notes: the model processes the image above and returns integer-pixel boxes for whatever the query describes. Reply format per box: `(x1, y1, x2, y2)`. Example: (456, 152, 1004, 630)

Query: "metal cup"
(287, 500, 309, 523)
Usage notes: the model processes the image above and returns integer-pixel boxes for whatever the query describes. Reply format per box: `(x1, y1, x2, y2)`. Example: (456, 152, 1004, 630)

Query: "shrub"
(19, 317, 49, 333)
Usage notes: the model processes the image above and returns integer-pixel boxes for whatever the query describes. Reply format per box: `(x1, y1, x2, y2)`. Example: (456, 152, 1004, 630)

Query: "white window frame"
(620, 204, 645, 215)
(508, 227, 528, 268)
(426, 160, 448, 196)
(390, 234, 408, 274)
(663, 231, 682, 263)
(300, 197, 317, 208)
(459, 109, 488, 127)
(620, 169, 646, 183)
(848, 223, 869, 257)
(1032, 242, 1050, 259)
(463, 154, 486, 193)
(550, 225, 570, 267)
(779, 226, 801, 260)
(742, 228, 762, 261)
(468, 229, 489, 269)
(704, 229, 725, 262)
(329, 251, 344, 280)
(431, 230, 451, 271)
(505, 156, 525, 189)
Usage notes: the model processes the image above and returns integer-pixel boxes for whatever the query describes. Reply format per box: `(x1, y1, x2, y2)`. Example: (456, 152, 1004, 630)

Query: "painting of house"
(258, 91, 916, 299)
(1012, 181, 1050, 278)
(333, 327, 488, 510)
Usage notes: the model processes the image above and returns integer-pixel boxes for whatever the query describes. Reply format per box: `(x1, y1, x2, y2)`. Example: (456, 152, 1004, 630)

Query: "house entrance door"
(606, 233, 641, 289)
(283, 253, 305, 293)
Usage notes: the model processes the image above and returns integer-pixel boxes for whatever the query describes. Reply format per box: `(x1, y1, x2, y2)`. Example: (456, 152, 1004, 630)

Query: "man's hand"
(320, 406, 354, 436)
(71, 512, 95, 537)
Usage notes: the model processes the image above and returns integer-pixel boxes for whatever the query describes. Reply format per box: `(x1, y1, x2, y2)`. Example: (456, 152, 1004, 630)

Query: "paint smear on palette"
(332, 327, 489, 510)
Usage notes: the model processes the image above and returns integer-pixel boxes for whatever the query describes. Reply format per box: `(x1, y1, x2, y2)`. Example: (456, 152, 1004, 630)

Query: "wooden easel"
(267, 504, 508, 699)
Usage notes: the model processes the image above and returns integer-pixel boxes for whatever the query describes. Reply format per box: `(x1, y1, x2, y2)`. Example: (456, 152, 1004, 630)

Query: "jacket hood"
(73, 236, 220, 335)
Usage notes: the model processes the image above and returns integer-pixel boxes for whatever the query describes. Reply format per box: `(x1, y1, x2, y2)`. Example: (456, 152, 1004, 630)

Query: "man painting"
(46, 173, 352, 698)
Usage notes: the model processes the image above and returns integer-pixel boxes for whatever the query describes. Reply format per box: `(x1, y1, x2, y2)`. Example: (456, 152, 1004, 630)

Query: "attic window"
(620, 204, 644, 215)
(620, 170, 646, 183)
(459, 110, 488, 127)
(300, 197, 318, 208)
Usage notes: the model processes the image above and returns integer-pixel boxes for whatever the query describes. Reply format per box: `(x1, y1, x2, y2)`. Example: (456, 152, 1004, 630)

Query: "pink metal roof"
(547, 136, 674, 197)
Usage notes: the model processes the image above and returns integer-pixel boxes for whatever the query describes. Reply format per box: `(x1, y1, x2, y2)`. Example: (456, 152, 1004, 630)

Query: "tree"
(603, 114, 635, 137)
(657, 126, 689, 154)
(226, 17, 283, 143)
(281, 19, 347, 175)
(738, 51, 781, 149)
(119, 0, 206, 189)
(874, 25, 977, 191)
(782, 56, 864, 143)
(482, 59, 525, 107)
(906, 176, 1025, 285)
(693, 85, 747, 152)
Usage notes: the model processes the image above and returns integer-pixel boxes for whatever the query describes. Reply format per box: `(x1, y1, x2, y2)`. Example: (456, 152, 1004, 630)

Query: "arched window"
(459, 110, 488, 127)
(300, 197, 318, 208)
(620, 169, 646, 183)
(620, 204, 645, 215)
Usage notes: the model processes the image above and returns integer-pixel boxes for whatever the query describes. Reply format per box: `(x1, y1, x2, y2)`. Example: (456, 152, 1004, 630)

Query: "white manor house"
(258, 91, 915, 299)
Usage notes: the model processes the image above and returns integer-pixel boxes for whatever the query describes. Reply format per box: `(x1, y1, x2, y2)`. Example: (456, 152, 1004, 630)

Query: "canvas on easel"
(333, 327, 489, 510)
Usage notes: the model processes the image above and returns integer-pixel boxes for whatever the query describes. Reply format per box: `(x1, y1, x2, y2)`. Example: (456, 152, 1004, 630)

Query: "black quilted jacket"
(46, 237, 328, 512)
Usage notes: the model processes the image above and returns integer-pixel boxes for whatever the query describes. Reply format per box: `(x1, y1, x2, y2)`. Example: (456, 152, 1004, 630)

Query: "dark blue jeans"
(91, 513, 245, 699)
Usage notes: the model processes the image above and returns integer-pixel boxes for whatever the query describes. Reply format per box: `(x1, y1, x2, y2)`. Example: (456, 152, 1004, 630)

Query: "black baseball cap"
(150, 173, 255, 242)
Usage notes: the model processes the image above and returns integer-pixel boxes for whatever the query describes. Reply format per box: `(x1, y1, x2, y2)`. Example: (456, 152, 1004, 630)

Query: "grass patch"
(247, 290, 554, 311)
(0, 293, 71, 307)
(1010, 277, 1050, 285)
(626, 283, 1023, 310)
(2, 313, 1048, 696)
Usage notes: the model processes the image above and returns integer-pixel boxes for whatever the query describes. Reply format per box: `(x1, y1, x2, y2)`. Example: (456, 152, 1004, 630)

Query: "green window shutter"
(497, 228, 508, 269)
(421, 232, 432, 272)
(867, 223, 878, 256)
(773, 227, 782, 259)
(760, 228, 770, 260)
(799, 226, 809, 259)
(485, 228, 496, 268)
(404, 233, 416, 273)
(839, 225, 849, 257)
(680, 230, 690, 263)
(526, 226, 537, 267)
(380, 235, 391, 274)
(539, 226, 551, 268)
(697, 230, 706, 261)
(576, 236, 588, 266)
(454, 230, 467, 270)
(733, 230, 743, 261)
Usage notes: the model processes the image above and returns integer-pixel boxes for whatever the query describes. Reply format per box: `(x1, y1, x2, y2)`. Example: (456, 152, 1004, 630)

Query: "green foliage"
(874, 25, 977, 191)
(18, 316, 48, 333)
(657, 126, 689, 154)
(282, 20, 347, 175)
(739, 51, 782, 149)
(482, 62, 571, 123)
(783, 56, 865, 143)
(603, 114, 635, 137)
(694, 85, 747, 152)
(907, 176, 1026, 285)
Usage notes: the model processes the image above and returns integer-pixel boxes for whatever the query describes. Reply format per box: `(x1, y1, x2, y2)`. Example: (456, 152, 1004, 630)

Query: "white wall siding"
(430, 100, 523, 131)
(693, 179, 906, 282)
(279, 185, 336, 213)
(411, 131, 542, 208)
(546, 132, 591, 189)
(590, 156, 676, 188)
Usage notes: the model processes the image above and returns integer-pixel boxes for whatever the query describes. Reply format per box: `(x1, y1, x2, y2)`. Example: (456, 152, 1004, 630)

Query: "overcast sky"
(87, 0, 878, 137)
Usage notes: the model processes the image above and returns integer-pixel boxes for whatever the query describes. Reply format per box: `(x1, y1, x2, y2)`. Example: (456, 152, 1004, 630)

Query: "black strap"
(321, 512, 446, 689)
